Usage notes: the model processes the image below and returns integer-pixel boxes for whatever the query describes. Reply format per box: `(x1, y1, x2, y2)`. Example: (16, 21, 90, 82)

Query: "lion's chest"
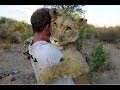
(61, 49, 89, 73)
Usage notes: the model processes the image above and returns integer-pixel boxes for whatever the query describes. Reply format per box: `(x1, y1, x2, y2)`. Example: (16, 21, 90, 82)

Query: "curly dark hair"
(30, 8, 51, 34)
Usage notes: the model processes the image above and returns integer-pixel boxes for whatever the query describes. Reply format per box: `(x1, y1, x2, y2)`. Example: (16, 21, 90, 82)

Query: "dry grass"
(95, 26, 120, 43)
(0, 40, 11, 49)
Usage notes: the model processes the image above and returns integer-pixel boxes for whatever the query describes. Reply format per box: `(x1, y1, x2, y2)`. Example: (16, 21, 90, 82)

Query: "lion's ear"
(65, 30, 79, 43)
(49, 8, 60, 21)
(75, 18, 87, 29)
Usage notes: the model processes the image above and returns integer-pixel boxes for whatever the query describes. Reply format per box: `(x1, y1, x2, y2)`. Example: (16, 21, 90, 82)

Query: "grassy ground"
(0, 40, 11, 49)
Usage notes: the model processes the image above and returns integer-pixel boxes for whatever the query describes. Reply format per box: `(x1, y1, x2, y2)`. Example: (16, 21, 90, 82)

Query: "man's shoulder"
(30, 41, 63, 63)
(31, 41, 63, 61)
(33, 41, 61, 54)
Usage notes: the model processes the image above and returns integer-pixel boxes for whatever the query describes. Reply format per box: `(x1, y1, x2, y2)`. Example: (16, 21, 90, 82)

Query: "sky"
(0, 5, 120, 27)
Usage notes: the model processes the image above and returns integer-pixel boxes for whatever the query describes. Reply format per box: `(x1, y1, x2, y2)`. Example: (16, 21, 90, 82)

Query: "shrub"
(0, 17, 33, 44)
(88, 43, 109, 72)
(78, 24, 96, 47)
(9, 35, 21, 44)
(79, 26, 87, 47)
(15, 21, 28, 33)
(0, 17, 6, 24)
(22, 32, 32, 42)
(0, 40, 11, 49)
(0, 30, 20, 44)
(83, 24, 96, 39)
(0, 30, 8, 39)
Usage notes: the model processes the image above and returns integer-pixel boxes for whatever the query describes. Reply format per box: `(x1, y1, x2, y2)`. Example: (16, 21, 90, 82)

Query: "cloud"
(84, 5, 120, 27)
(15, 5, 44, 23)
(0, 5, 44, 24)
(86, 14, 120, 27)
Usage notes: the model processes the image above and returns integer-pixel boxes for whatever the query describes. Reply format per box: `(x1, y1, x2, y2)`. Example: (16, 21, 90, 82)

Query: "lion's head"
(49, 9, 87, 47)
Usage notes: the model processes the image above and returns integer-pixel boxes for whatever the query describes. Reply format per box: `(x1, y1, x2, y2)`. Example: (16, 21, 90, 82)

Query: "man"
(29, 8, 74, 84)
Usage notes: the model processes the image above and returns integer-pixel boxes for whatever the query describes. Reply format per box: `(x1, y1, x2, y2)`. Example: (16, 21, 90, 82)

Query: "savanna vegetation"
(0, 5, 120, 77)
(0, 17, 32, 49)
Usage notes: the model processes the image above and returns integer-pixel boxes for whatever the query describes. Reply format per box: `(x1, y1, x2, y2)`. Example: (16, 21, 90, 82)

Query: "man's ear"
(46, 24, 51, 29)
(49, 8, 60, 21)
(44, 24, 50, 31)
(75, 18, 87, 29)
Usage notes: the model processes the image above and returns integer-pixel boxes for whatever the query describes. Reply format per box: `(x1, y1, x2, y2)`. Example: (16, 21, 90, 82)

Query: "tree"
(44, 5, 85, 19)
(0, 17, 6, 24)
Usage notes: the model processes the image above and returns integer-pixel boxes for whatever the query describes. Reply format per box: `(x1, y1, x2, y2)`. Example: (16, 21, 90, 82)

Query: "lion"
(23, 9, 90, 84)
(48, 9, 90, 84)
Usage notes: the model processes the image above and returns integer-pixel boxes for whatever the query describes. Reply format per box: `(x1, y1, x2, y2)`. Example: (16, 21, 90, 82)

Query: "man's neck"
(32, 33, 50, 44)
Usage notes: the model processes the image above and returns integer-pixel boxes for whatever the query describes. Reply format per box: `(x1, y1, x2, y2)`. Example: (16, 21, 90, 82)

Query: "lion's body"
(48, 9, 90, 84)
(61, 44, 89, 84)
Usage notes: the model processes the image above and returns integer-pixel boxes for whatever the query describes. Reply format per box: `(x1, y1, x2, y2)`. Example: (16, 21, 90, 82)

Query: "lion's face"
(49, 9, 87, 46)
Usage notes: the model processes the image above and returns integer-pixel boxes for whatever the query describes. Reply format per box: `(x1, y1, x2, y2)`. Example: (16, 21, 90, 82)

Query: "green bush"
(9, 35, 20, 44)
(78, 24, 96, 47)
(88, 43, 109, 72)
(22, 32, 32, 42)
(5, 33, 20, 44)
(0, 17, 6, 24)
(0, 30, 8, 39)
(83, 24, 96, 39)
(79, 26, 87, 47)
(0, 17, 33, 44)
(15, 21, 28, 33)
(0, 30, 20, 44)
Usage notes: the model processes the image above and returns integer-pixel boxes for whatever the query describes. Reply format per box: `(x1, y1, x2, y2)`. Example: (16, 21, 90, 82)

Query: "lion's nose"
(54, 40, 57, 43)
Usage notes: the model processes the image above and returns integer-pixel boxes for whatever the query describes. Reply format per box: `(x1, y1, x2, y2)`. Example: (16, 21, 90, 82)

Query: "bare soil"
(0, 44, 37, 84)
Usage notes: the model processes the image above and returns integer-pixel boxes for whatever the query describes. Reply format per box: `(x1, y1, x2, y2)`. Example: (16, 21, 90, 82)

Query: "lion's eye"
(53, 22, 57, 27)
(66, 26, 71, 31)
(80, 18, 84, 21)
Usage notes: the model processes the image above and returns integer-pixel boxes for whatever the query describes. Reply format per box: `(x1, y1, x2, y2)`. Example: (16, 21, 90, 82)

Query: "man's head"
(30, 8, 51, 36)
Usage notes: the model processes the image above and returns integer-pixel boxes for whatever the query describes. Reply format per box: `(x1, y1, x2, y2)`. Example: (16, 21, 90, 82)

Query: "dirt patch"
(0, 44, 37, 84)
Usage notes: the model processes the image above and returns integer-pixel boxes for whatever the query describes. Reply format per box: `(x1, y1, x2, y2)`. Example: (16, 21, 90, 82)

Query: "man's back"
(29, 40, 74, 85)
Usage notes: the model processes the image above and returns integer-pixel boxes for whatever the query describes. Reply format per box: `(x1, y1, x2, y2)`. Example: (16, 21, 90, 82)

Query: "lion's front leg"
(73, 74, 90, 84)
(37, 58, 84, 84)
